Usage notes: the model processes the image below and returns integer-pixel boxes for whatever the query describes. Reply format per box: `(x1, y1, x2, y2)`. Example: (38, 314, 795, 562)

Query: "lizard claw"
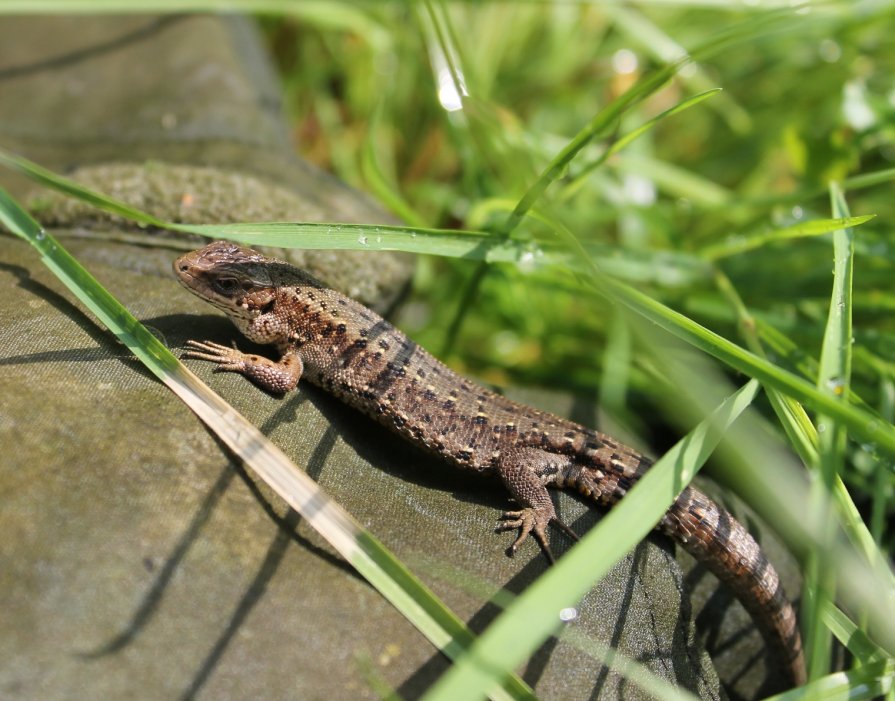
(551, 518, 580, 543)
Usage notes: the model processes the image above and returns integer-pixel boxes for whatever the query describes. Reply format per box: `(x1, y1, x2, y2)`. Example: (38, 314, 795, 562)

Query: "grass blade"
(762, 660, 894, 701)
(498, 56, 690, 238)
(597, 275, 895, 457)
(700, 215, 874, 261)
(0, 186, 535, 701)
(562, 89, 722, 200)
(0, 147, 570, 268)
(804, 183, 856, 680)
(713, 272, 889, 579)
(421, 379, 760, 701)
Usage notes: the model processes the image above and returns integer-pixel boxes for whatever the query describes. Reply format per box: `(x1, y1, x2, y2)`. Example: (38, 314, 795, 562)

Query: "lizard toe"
(497, 507, 556, 563)
(549, 516, 580, 542)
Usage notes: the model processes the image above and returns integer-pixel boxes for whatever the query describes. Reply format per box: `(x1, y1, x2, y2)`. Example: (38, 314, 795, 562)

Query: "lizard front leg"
(183, 339, 303, 394)
(495, 447, 580, 563)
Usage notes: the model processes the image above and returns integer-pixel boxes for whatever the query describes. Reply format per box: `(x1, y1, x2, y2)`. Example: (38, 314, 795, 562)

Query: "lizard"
(174, 239, 806, 687)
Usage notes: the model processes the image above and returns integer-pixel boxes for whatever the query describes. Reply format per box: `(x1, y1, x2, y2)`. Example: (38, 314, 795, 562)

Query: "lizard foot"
(497, 507, 557, 564)
(183, 339, 250, 372)
(497, 508, 580, 565)
(183, 339, 303, 393)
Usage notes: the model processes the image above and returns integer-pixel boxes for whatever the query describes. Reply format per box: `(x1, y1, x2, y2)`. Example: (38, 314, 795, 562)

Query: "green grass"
(3, 2, 895, 700)
(0, 184, 537, 701)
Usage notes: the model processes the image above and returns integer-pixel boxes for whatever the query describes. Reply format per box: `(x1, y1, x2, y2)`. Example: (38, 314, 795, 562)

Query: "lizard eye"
(212, 276, 240, 296)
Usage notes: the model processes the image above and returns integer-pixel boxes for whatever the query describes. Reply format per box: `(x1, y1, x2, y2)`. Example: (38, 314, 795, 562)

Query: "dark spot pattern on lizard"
(174, 240, 806, 688)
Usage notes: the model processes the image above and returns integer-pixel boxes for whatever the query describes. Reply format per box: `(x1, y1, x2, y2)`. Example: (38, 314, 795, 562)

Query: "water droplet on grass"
(559, 607, 578, 622)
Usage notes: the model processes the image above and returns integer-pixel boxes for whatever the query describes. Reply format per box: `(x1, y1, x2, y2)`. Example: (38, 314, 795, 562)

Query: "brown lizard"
(174, 240, 806, 687)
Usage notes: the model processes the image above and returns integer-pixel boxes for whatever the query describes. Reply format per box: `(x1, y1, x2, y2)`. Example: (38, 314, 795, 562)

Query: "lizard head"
(174, 240, 279, 323)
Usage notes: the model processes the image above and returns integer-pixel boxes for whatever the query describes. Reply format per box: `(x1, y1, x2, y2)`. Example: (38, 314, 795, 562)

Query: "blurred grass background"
(261, 2, 894, 549)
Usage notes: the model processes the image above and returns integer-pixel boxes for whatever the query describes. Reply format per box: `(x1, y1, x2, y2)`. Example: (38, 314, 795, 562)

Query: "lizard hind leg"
(495, 448, 579, 564)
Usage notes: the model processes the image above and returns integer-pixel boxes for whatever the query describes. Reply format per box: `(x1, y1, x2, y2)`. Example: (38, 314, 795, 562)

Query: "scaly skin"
(174, 240, 805, 686)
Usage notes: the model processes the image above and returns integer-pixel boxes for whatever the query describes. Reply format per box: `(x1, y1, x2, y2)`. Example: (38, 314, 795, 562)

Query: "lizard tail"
(660, 485, 806, 687)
